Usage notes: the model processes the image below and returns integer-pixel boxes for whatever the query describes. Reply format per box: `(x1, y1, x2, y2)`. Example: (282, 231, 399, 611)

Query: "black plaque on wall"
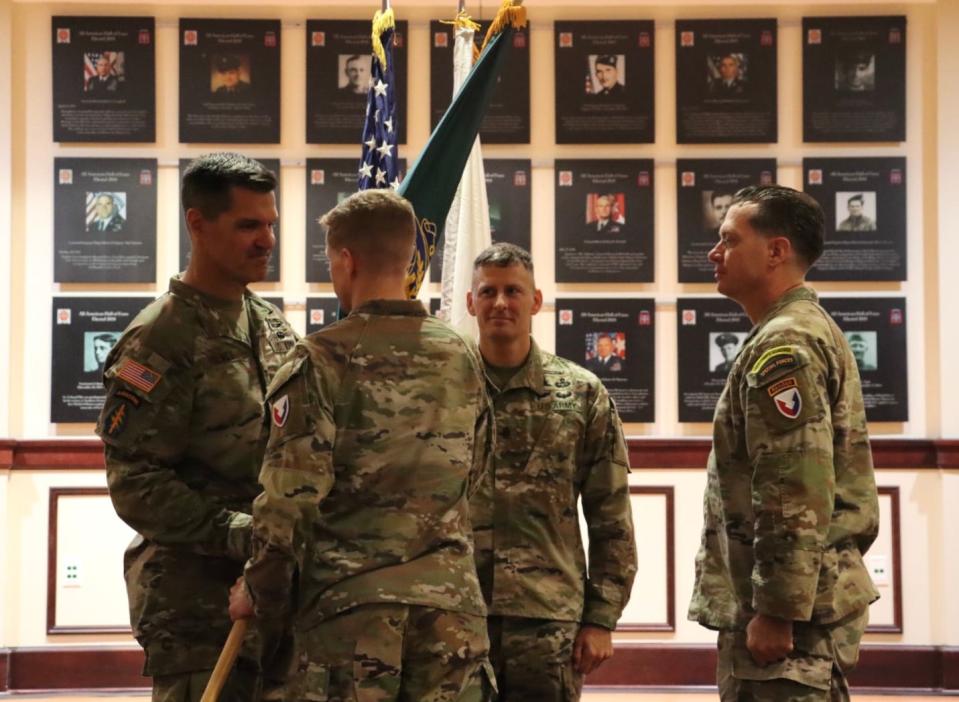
(51, 297, 152, 423)
(675, 19, 777, 144)
(677, 159, 777, 283)
(676, 297, 752, 422)
(429, 21, 529, 143)
(177, 158, 282, 282)
(54, 158, 157, 283)
(820, 297, 908, 422)
(52, 17, 156, 142)
(803, 16, 906, 143)
(804, 157, 906, 281)
(306, 296, 341, 334)
(430, 159, 532, 283)
(179, 19, 281, 143)
(554, 160, 654, 283)
(305, 158, 408, 282)
(306, 20, 408, 144)
(554, 298, 656, 423)
(554, 21, 655, 144)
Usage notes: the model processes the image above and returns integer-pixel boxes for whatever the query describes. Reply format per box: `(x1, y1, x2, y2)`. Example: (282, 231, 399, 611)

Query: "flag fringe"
(371, 8, 396, 71)
(480, 0, 527, 52)
(441, 12, 483, 62)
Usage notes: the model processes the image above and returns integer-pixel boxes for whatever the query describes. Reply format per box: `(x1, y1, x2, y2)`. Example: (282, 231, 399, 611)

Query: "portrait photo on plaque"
(179, 19, 281, 143)
(554, 159, 654, 283)
(52, 17, 155, 142)
(51, 297, 152, 423)
(554, 21, 654, 144)
(430, 20, 529, 143)
(54, 158, 157, 283)
(178, 158, 281, 282)
(820, 297, 908, 422)
(306, 296, 341, 334)
(305, 157, 407, 282)
(676, 297, 752, 422)
(430, 159, 531, 283)
(803, 16, 906, 142)
(306, 20, 408, 144)
(555, 298, 655, 423)
(803, 157, 906, 281)
(676, 159, 777, 282)
(675, 19, 777, 144)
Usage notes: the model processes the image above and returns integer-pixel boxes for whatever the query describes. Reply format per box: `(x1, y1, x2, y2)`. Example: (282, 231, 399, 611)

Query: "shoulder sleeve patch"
(748, 345, 808, 388)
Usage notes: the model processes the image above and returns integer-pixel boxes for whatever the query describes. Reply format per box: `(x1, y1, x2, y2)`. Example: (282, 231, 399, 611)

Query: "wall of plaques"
(6, 2, 927, 436)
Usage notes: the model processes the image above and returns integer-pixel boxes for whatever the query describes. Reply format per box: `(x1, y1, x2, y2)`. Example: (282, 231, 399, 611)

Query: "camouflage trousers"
(487, 616, 584, 702)
(264, 603, 495, 702)
(716, 609, 868, 702)
(152, 664, 260, 702)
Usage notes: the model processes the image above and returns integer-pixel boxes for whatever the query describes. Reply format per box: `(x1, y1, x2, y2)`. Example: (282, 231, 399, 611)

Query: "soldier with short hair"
(690, 184, 879, 701)
(230, 188, 496, 701)
(97, 152, 296, 702)
(466, 242, 637, 701)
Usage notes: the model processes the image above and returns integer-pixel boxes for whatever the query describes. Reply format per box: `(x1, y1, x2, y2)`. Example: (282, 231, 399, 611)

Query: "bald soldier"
(230, 189, 496, 701)
(690, 185, 879, 701)
(97, 153, 296, 701)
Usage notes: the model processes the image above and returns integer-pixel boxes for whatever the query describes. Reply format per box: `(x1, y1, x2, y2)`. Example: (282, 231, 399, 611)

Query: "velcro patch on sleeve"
(117, 359, 162, 394)
(102, 398, 134, 438)
(749, 345, 803, 386)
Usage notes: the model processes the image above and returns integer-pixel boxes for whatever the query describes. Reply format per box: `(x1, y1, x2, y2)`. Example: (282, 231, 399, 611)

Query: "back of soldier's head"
(181, 153, 276, 220)
(321, 189, 416, 275)
(731, 184, 825, 269)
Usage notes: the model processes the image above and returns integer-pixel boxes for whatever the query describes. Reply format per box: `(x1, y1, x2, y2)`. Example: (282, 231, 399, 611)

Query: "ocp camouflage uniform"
(245, 299, 495, 702)
(689, 287, 880, 701)
(96, 276, 297, 700)
(471, 340, 637, 701)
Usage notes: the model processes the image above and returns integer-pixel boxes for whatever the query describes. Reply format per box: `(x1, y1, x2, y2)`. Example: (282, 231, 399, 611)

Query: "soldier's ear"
(185, 208, 208, 240)
(531, 288, 543, 315)
(466, 291, 476, 316)
(767, 236, 791, 267)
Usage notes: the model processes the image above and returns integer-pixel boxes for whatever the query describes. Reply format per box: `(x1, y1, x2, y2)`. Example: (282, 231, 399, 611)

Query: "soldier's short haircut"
(731, 185, 825, 268)
(473, 242, 534, 275)
(321, 189, 416, 274)
(181, 153, 277, 220)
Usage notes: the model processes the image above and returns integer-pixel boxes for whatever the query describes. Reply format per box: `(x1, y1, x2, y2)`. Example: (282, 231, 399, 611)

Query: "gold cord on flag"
(371, 8, 396, 71)
(440, 11, 483, 62)
(479, 0, 527, 53)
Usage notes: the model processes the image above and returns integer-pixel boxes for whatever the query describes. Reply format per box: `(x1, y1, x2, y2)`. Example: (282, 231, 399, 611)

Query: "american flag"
(358, 10, 400, 192)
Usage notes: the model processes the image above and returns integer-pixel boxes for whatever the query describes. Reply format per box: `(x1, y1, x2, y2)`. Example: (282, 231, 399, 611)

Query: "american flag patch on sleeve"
(117, 359, 162, 393)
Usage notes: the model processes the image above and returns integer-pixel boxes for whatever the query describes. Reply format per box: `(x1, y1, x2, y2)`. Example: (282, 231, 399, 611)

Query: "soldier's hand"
(228, 576, 254, 621)
(746, 613, 793, 666)
(572, 624, 614, 675)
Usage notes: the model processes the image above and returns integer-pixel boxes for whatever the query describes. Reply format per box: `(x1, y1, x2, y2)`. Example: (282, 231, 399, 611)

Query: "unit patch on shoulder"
(117, 359, 162, 394)
(272, 395, 290, 427)
(769, 377, 802, 419)
(103, 401, 131, 438)
(751, 346, 800, 383)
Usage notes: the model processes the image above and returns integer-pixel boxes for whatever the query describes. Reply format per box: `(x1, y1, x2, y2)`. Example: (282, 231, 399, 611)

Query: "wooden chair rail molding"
(2, 438, 958, 470)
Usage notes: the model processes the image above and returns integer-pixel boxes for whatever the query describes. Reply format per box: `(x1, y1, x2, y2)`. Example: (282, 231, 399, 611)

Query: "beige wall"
(1, 0, 957, 657)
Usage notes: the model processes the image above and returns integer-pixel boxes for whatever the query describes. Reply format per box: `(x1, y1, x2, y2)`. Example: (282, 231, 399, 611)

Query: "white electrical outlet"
(866, 554, 890, 587)
(63, 558, 82, 588)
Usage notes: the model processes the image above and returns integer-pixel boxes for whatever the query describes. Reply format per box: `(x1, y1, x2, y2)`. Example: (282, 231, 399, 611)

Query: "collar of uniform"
(746, 286, 818, 342)
(349, 299, 428, 317)
(168, 275, 251, 343)
(495, 337, 548, 396)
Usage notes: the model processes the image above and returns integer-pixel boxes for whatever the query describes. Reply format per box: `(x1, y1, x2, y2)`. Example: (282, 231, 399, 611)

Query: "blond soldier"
(689, 185, 880, 701)
(97, 153, 296, 701)
(230, 189, 495, 701)
(467, 243, 636, 701)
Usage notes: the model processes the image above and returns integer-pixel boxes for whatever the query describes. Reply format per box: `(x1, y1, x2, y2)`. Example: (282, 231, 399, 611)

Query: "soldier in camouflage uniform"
(229, 189, 496, 701)
(689, 185, 880, 701)
(96, 153, 296, 702)
(465, 243, 637, 701)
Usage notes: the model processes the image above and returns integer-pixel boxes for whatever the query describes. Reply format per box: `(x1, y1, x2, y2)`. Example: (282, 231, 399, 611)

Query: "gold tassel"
(440, 11, 483, 63)
(371, 8, 396, 72)
(479, 0, 527, 53)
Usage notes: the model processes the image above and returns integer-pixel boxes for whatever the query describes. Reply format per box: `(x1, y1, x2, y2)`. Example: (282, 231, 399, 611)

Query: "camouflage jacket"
(470, 340, 637, 630)
(244, 299, 492, 631)
(689, 287, 880, 631)
(96, 276, 297, 676)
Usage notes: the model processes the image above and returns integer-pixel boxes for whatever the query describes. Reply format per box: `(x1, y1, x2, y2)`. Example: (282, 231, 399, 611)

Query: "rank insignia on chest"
(553, 377, 571, 388)
(769, 377, 802, 419)
(271, 395, 290, 427)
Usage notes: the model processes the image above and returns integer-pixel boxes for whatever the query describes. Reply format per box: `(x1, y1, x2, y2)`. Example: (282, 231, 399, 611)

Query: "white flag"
(438, 22, 492, 337)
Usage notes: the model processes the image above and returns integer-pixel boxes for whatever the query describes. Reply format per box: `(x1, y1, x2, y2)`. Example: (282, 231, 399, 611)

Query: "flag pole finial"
(382, 0, 390, 10)
(458, 0, 466, 12)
